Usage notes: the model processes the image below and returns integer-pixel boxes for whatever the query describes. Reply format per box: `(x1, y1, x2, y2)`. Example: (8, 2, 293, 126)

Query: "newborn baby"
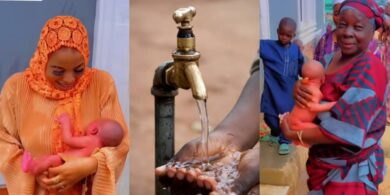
(286, 60, 336, 131)
(22, 113, 124, 175)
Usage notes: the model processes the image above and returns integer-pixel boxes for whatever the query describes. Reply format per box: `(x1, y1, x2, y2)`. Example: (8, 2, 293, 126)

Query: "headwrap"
(340, 0, 383, 30)
(24, 16, 95, 195)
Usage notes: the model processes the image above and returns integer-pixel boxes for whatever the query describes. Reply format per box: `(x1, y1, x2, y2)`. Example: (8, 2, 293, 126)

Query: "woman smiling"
(0, 16, 129, 195)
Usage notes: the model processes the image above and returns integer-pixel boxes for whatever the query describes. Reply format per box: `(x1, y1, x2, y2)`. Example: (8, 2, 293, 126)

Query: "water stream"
(196, 99, 210, 170)
(162, 100, 241, 194)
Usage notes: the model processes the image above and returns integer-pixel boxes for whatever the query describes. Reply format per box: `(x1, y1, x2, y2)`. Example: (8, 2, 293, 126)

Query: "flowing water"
(162, 100, 241, 194)
(196, 99, 210, 170)
(202, 151, 241, 195)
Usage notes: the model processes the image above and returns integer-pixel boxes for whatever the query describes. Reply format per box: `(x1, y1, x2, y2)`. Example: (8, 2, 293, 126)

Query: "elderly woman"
(0, 16, 129, 194)
(282, 0, 387, 194)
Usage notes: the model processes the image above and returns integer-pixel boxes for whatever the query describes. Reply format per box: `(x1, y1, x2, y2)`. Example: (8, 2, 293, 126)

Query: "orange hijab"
(24, 16, 95, 194)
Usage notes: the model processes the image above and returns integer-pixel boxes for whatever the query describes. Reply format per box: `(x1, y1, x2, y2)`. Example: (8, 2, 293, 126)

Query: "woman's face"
(46, 47, 85, 91)
(336, 8, 374, 57)
(333, 3, 342, 26)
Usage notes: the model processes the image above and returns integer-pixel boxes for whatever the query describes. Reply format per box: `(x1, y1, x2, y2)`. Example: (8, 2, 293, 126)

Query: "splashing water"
(201, 151, 241, 195)
(162, 100, 241, 194)
(196, 99, 210, 170)
(166, 152, 241, 195)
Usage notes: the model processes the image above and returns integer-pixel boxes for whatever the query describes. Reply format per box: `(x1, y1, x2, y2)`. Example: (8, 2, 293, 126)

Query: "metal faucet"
(151, 6, 208, 195)
(165, 6, 207, 100)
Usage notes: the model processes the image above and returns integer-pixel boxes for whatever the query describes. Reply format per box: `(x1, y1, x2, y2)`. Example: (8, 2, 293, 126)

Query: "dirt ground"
(130, 0, 259, 194)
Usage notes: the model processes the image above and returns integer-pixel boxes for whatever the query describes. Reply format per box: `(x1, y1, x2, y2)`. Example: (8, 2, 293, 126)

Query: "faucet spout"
(165, 59, 207, 100)
(184, 62, 207, 100)
(162, 6, 207, 100)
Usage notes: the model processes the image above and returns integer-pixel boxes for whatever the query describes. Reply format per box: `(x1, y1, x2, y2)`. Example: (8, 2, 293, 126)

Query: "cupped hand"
(42, 156, 97, 193)
(208, 147, 260, 195)
(156, 145, 259, 195)
(155, 131, 238, 182)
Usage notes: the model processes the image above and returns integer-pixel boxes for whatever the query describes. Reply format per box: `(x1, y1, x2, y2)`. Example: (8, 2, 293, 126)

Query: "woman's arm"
(280, 115, 336, 146)
(288, 56, 387, 147)
(0, 76, 35, 194)
(214, 72, 260, 151)
(45, 73, 129, 194)
(90, 73, 129, 194)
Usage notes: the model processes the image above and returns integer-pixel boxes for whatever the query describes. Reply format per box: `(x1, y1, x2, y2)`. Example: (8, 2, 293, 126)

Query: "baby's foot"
(21, 151, 33, 173)
(22, 152, 48, 175)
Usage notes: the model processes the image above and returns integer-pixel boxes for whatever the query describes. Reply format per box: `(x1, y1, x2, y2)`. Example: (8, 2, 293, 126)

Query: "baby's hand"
(56, 113, 71, 125)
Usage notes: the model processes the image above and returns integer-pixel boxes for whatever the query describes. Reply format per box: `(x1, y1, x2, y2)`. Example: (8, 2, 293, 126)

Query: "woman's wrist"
(211, 129, 242, 151)
(86, 156, 98, 175)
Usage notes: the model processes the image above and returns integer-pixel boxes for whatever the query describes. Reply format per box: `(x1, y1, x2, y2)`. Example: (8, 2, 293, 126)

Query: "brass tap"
(165, 6, 207, 100)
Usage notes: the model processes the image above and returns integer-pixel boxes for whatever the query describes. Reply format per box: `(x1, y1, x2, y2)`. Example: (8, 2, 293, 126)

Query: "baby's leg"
(28, 155, 63, 175)
(289, 119, 319, 131)
(22, 151, 33, 173)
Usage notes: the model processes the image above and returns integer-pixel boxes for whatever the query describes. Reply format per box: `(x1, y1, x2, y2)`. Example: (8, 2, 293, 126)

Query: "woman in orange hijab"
(0, 16, 129, 195)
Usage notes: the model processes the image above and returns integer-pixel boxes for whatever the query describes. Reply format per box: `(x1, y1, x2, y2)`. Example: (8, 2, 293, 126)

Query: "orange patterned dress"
(0, 16, 129, 195)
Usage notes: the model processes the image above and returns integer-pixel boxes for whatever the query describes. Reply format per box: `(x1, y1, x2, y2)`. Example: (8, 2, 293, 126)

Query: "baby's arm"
(306, 101, 337, 112)
(57, 113, 91, 148)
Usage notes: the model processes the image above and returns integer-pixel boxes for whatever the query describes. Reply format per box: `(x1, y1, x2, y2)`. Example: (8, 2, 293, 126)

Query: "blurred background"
(130, 0, 259, 194)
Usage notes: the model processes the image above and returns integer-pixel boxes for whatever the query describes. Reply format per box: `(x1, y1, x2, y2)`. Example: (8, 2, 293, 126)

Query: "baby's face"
(85, 121, 102, 135)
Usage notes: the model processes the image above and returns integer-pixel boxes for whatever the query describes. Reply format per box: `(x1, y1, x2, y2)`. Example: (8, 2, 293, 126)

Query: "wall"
(0, 0, 96, 88)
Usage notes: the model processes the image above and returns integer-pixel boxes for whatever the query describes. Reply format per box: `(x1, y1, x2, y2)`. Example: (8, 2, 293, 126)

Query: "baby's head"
(302, 60, 325, 82)
(86, 119, 124, 147)
(277, 17, 297, 46)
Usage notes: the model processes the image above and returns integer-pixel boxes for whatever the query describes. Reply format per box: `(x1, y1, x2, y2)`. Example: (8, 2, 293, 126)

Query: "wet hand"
(156, 131, 237, 181)
(44, 156, 97, 193)
(159, 148, 259, 195)
(207, 147, 259, 194)
(155, 131, 241, 195)
(230, 147, 259, 194)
